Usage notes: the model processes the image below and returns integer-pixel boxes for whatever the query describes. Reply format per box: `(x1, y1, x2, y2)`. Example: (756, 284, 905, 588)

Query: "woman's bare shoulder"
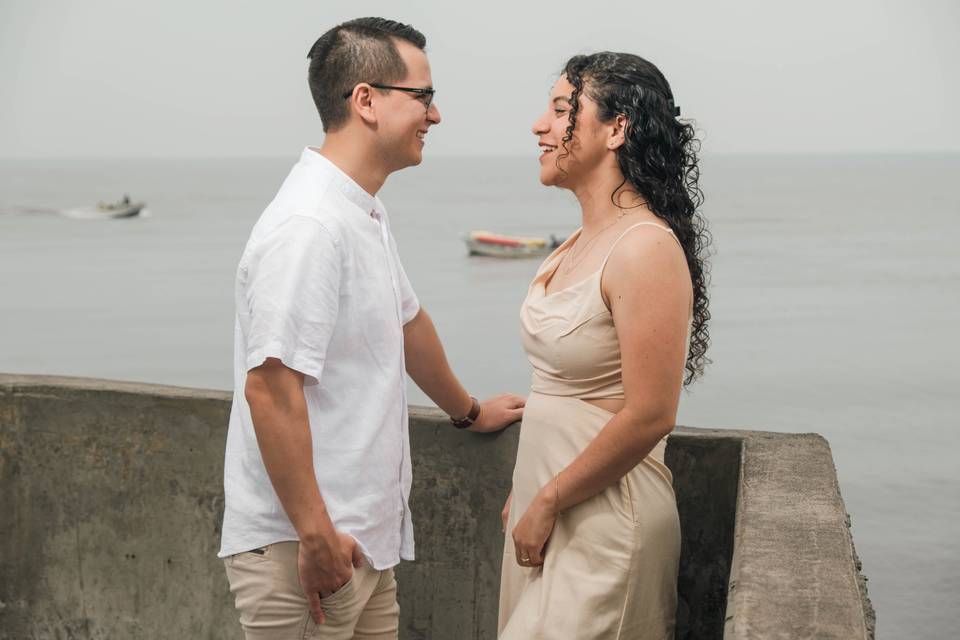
(602, 224, 689, 299)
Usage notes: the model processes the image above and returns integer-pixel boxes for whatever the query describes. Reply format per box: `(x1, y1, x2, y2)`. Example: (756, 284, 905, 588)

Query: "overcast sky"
(2, 0, 957, 158)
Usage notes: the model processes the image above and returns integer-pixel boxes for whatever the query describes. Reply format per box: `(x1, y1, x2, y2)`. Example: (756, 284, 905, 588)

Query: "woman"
(498, 52, 710, 639)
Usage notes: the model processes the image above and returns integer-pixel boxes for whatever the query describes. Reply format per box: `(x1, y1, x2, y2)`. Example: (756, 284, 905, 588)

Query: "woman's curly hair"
(559, 52, 711, 385)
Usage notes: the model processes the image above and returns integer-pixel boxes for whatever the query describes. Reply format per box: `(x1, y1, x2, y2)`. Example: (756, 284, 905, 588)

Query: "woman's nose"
(531, 113, 548, 135)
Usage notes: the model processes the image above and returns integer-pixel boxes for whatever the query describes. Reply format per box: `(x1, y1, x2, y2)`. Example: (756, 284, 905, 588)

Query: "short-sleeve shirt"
(218, 148, 420, 570)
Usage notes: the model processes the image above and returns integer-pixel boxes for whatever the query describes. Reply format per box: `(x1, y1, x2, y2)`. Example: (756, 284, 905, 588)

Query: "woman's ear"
(607, 114, 627, 150)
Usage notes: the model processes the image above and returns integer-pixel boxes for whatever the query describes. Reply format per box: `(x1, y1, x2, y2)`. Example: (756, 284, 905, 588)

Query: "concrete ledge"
(0, 375, 234, 639)
(724, 431, 876, 639)
(0, 374, 873, 639)
(666, 430, 742, 639)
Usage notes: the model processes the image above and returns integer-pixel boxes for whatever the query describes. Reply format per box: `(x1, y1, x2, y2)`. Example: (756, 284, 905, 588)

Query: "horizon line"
(2, 150, 959, 162)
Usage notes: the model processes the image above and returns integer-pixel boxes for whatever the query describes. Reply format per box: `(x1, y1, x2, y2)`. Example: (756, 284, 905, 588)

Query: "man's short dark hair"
(306, 17, 426, 132)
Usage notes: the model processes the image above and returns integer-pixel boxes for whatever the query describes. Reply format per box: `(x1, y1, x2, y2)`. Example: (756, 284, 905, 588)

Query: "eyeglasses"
(342, 83, 436, 110)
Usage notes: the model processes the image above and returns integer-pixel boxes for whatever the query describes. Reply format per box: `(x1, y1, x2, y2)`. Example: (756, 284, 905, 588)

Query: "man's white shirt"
(219, 148, 420, 570)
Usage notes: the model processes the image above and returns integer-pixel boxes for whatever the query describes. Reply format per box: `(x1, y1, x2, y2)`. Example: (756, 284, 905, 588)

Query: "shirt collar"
(300, 147, 386, 218)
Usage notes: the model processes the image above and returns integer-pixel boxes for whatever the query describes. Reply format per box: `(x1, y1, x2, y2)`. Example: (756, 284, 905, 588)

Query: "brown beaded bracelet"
(450, 396, 480, 429)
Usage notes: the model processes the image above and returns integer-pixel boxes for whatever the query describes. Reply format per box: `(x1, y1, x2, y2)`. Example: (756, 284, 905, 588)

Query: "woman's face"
(531, 76, 611, 189)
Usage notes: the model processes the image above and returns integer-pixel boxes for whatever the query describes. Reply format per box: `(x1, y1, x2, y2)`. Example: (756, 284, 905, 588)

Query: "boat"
(464, 230, 564, 258)
(61, 195, 145, 220)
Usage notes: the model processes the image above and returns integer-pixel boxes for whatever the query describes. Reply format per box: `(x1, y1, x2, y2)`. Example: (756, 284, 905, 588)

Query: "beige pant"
(224, 541, 399, 640)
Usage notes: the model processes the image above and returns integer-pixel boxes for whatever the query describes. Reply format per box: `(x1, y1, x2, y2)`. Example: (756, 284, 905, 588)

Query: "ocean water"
(1, 153, 958, 638)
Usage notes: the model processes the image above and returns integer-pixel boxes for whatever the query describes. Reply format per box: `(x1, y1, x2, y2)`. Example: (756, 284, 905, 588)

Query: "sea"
(1, 153, 957, 638)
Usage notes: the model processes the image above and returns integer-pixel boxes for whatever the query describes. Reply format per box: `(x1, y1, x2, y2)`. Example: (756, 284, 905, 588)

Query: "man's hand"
(299, 531, 365, 625)
(468, 394, 526, 433)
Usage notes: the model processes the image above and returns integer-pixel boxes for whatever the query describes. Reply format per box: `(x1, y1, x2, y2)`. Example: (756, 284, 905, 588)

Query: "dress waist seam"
(529, 389, 625, 401)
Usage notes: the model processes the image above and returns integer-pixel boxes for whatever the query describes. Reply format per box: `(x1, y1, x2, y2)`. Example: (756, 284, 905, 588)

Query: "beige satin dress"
(498, 223, 683, 640)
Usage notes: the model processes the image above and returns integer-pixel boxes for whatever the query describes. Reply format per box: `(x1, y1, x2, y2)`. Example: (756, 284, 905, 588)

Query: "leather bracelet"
(450, 396, 481, 429)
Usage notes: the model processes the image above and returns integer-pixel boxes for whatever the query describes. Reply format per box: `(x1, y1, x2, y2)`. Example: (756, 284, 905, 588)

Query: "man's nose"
(428, 102, 441, 125)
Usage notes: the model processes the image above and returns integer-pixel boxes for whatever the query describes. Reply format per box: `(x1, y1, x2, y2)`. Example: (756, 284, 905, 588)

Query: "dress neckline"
(539, 228, 601, 300)
(538, 221, 677, 300)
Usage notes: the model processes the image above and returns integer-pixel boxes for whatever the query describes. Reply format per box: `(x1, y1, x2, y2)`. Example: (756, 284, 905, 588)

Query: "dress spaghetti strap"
(599, 221, 681, 271)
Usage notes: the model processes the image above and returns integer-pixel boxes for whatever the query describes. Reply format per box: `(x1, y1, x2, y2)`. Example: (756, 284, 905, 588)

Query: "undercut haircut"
(306, 17, 427, 132)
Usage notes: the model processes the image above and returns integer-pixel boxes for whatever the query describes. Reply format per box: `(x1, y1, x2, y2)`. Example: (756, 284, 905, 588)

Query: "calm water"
(2, 154, 958, 637)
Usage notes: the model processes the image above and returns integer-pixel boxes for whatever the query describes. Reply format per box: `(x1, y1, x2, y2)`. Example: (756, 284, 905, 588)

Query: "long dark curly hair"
(558, 52, 711, 385)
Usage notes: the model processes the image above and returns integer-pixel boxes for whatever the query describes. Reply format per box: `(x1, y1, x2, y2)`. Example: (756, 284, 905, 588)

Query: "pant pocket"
(320, 572, 357, 609)
(224, 550, 278, 627)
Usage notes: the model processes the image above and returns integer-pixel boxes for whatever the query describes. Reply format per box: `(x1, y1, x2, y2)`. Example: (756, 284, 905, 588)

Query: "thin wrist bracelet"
(555, 473, 563, 514)
(450, 396, 480, 429)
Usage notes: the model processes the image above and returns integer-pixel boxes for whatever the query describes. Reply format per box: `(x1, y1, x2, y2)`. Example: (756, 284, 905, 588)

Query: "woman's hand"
(511, 483, 559, 567)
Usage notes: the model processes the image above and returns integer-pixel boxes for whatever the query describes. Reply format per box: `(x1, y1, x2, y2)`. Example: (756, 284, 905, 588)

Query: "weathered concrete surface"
(665, 432, 742, 640)
(0, 374, 873, 639)
(0, 375, 234, 639)
(723, 432, 876, 640)
(400, 406, 519, 638)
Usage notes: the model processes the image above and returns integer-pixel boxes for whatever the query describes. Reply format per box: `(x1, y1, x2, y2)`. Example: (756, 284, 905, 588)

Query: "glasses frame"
(341, 83, 436, 109)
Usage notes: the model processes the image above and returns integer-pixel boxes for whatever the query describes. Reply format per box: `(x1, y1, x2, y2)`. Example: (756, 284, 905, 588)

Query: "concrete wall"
(0, 375, 873, 639)
(0, 375, 233, 639)
(722, 432, 876, 639)
(666, 433, 742, 640)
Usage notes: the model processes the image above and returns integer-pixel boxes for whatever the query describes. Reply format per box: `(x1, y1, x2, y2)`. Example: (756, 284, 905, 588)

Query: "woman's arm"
(511, 228, 691, 566)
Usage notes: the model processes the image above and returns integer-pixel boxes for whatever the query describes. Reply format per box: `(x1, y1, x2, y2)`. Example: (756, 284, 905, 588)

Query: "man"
(218, 17, 525, 640)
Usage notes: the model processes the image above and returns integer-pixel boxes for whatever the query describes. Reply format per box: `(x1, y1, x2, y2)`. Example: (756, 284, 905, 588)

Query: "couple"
(218, 16, 709, 640)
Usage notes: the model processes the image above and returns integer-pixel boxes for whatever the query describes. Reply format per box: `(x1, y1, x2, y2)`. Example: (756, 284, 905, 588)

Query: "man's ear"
(346, 84, 378, 125)
(607, 114, 627, 151)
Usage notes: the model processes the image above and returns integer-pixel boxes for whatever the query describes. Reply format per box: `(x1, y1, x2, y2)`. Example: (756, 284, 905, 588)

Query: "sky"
(1, 0, 958, 158)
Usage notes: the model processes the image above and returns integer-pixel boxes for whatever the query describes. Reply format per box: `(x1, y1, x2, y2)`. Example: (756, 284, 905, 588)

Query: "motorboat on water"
(464, 230, 564, 258)
(61, 195, 145, 219)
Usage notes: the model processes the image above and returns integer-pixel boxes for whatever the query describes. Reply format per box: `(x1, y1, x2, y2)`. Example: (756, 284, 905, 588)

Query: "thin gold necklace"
(561, 210, 633, 274)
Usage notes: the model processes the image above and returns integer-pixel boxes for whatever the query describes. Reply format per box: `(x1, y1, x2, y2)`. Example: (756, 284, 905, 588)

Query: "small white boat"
(61, 196, 145, 220)
(464, 230, 563, 259)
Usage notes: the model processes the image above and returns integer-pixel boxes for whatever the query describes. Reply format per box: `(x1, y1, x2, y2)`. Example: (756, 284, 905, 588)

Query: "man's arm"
(402, 308, 524, 432)
(244, 357, 362, 625)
